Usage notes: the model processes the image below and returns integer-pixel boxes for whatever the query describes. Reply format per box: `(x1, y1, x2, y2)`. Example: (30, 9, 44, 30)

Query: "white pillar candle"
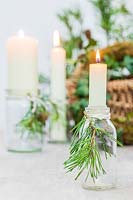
(7, 30, 38, 96)
(50, 30, 67, 142)
(89, 49, 107, 107)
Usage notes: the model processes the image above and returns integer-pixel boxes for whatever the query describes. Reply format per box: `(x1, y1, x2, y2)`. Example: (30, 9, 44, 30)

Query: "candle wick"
(96, 58, 100, 63)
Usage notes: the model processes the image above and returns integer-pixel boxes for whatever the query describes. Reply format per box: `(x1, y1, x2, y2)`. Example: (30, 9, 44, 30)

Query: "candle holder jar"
(5, 90, 43, 153)
(49, 103, 67, 143)
(64, 106, 118, 190)
(82, 106, 117, 190)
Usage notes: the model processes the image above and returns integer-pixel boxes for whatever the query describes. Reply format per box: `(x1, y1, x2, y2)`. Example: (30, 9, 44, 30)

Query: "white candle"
(89, 49, 107, 107)
(7, 29, 38, 95)
(51, 30, 66, 101)
(50, 30, 67, 142)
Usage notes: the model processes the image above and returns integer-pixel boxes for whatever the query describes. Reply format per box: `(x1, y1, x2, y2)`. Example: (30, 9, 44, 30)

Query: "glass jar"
(5, 91, 43, 152)
(49, 103, 67, 143)
(82, 106, 117, 190)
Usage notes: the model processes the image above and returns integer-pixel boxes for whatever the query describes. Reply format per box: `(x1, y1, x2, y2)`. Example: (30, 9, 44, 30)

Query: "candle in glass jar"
(89, 49, 107, 106)
(7, 29, 38, 95)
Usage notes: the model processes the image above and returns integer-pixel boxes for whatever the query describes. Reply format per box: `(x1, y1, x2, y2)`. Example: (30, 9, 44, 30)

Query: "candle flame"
(18, 29, 24, 38)
(96, 49, 101, 63)
(53, 30, 60, 47)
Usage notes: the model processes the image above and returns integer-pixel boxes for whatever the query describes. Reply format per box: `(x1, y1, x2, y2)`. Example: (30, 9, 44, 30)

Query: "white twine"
(27, 95, 49, 113)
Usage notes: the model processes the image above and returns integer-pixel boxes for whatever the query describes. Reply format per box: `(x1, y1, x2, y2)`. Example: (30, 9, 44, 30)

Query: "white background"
(0, 0, 132, 132)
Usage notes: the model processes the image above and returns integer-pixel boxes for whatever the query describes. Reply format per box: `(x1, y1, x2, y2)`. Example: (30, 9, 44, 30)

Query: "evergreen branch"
(64, 117, 122, 182)
(16, 95, 59, 136)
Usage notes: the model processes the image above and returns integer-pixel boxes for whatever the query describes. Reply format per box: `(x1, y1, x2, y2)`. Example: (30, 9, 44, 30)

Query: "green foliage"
(104, 55, 133, 80)
(106, 93, 112, 101)
(122, 55, 133, 74)
(57, 8, 97, 59)
(17, 95, 59, 135)
(75, 76, 89, 97)
(64, 117, 122, 182)
(66, 60, 77, 78)
(104, 55, 120, 69)
(117, 128, 124, 145)
(68, 74, 89, 123)
(127, 112, 133, 121)
(17, 101, 48, 135)
(68, 99, 88, 124)
(57, 8, 83, 58)
(58, 8, 83, 35)
(90, 0, 132, 44)
(39, 74, 50, 84)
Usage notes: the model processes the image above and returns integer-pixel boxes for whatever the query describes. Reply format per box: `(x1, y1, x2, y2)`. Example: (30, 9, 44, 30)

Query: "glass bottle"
(49, 102, 67, 143)
(5, 90, 43, 152)
(82, 106, 117, 190)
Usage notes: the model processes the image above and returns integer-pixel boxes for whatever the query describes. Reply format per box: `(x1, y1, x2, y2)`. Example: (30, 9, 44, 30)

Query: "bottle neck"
(85, 106, 110, 120)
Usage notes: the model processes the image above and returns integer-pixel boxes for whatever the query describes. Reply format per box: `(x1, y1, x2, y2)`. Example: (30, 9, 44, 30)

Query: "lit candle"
(89, 49, 107, 106)
(51, 30, 66, 100)
(50, 30, 67, 142)
(7, 29, 38, 95)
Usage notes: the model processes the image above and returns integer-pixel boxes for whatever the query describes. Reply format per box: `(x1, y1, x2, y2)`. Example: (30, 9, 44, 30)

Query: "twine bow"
(27, 95, 49, 113)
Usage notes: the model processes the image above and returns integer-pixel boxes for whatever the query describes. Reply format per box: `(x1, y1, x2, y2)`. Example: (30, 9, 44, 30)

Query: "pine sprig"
(16, 100, 48, 135)
(64, 117, 122, 182)
(16, 95, 59, 136)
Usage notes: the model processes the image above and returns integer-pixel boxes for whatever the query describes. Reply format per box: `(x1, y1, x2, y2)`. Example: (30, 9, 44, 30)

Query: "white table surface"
(0, 143, 132, 200)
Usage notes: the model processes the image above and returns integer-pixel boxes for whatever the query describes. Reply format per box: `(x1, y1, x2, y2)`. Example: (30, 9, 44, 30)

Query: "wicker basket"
(107, 79, 133, 144)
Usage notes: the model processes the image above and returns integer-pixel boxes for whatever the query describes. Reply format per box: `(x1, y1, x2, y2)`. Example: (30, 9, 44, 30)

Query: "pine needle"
(64, 117, 122, 182)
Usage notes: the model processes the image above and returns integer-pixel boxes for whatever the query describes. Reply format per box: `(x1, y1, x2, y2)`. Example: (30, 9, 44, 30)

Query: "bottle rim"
(85, 106, 110, 119)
